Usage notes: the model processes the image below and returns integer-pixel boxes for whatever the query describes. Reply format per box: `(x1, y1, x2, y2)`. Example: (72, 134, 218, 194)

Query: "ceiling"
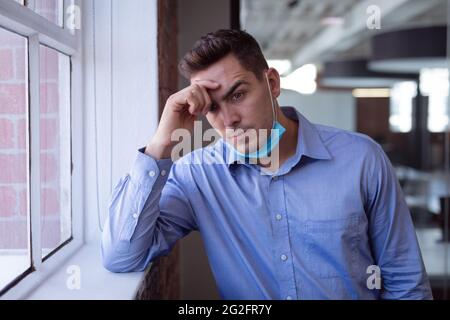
(241, 0, 448, 70)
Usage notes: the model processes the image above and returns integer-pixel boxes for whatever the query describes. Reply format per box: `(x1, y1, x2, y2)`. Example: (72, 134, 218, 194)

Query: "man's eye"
(232, 91, 245, 102)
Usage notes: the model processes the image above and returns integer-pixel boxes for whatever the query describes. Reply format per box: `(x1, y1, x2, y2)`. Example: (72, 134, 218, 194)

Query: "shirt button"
(161, 170, 166, 176)
(286, 296, 292, 300)
(132, 213, 138, 219)
(281, 254, 288, 261)
(148, 170, 155, 177)
(276, 214, 282, 221)
(272, 176, 278, 181)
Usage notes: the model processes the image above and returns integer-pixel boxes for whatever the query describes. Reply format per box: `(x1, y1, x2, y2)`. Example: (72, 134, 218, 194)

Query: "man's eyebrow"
(220, 80, 249, 101)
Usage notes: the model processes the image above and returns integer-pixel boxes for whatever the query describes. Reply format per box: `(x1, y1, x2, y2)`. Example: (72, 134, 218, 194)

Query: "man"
(101, 29, 432, 299)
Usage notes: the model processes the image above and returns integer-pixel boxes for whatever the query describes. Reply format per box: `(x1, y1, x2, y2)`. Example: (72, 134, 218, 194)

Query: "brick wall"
(0, 1, 62, 253)
(0, 28, 29, 251)
(39, 44, 63, 252)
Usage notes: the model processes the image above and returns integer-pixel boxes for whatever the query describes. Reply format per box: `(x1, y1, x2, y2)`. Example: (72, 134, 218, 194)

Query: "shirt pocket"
(303, 214, 361, 279)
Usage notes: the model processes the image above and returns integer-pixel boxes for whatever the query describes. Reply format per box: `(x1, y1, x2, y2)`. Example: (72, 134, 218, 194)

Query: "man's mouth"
(228, 129, 247, 141)
(233, 130, 246, 138)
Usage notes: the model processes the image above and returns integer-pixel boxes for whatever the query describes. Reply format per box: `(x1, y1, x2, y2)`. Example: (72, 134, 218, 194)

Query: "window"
(39, 45, 71, 259)
(34, 0, 64, 27)
(0, 0, 80, 296)
(0, 27, 30, 293)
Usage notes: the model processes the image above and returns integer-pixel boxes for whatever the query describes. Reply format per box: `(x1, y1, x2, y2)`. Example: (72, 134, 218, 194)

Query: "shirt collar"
(221, 106, 332, 170)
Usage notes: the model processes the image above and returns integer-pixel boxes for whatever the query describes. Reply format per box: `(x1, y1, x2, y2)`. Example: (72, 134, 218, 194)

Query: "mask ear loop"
(265, 72, 277, 127)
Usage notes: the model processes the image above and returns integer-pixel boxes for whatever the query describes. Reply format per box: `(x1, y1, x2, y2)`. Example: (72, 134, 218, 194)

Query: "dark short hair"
(179, 29, 269, 80)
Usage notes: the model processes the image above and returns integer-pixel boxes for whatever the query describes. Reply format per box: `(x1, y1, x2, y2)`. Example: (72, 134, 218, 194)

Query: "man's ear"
(266, 67, 281, 98)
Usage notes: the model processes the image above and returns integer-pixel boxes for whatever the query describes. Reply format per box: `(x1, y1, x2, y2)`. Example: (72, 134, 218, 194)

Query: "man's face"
(190, 54, 280, 154)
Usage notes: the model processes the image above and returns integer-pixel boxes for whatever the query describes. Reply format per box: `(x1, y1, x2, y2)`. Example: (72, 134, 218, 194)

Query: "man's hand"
(145, 80, 220, 159)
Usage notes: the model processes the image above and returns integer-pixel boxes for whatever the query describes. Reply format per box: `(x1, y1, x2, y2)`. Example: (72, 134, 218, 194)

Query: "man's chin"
(227, 141, 259, 155)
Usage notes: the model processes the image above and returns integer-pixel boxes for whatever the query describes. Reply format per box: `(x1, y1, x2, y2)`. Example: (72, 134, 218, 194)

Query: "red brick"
(0, 118, 15, 149)
(40, 83, 59, 113)
(14, 47, 26, 80)
(18, 187, 28, 217)
(0, 49, 14, 80)
(41, 220, 61, 250)
(0, 84, 27, 114)
(17, 118, 27, 149)
(0, 186, 17, 217)
(41, 187, 59, 216)
(0, 29, 25, 47)
(40, 47, 59, 80)
(0, 154, 27, 183)
(41, 153, 58, 182)
(40, 118, 59, 150)
(0, 220, 28, 249)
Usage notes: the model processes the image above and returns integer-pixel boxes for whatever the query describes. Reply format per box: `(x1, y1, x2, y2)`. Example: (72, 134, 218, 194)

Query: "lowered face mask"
(228, 72, 286, 160)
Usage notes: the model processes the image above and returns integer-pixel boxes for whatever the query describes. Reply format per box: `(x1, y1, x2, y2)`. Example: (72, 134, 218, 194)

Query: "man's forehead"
(191, 70, 252, 89)
(190, 54, 255, 86)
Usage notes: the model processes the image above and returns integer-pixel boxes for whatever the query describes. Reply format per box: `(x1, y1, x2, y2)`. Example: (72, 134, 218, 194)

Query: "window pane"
(0, 28, 30, 291)
(39, 45, 71, 258)
(34, 0, 63, 27)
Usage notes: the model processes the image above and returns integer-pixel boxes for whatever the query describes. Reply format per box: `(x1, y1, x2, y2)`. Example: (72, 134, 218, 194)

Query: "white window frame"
(0, 0, 84, 299)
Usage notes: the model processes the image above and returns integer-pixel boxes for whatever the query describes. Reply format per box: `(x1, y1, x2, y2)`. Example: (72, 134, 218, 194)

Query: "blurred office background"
(179, 0, 450, 300)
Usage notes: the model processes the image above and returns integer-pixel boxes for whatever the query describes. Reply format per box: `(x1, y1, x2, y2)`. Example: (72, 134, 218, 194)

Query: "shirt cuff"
(129, 147, 173, 187)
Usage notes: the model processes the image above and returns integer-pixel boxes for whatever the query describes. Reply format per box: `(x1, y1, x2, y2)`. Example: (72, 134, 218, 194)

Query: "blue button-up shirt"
(101, 107, 432, 300)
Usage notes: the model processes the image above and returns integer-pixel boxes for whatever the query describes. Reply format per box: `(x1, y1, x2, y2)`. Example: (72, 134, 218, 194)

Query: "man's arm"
(366, 143, 433, 300)
(101, 148, 197, 272)
(101, 79, 219, 272)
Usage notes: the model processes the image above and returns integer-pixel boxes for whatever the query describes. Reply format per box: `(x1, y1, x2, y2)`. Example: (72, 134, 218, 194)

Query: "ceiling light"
(321, 17, 345, 27)
(352, 88, 390, 98)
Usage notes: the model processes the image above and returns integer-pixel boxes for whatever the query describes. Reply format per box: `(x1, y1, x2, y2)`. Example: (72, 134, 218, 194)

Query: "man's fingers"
(174, 81, 218, 116)
(194, 79, 220, 90)
(197, 85, 213, 115)
(189, 87, 206, 110)
(186, 94, 203, 116)
(191, 83, 215, 115)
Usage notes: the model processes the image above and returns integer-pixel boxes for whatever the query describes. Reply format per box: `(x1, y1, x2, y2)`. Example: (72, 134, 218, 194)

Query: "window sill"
(23, 243, 146, 300)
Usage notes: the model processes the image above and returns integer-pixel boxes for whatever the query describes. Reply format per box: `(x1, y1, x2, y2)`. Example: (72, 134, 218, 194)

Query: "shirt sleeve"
(101, 148, 197, 272)
(366, 143, 433, 300)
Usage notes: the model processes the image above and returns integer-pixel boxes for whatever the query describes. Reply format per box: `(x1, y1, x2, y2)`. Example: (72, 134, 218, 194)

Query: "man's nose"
(221, 106, 240, 128)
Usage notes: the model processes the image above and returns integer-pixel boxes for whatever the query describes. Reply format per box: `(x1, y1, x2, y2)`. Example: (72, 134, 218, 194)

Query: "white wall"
(278, 89, 356, 131)
(83, 0, 159, 242)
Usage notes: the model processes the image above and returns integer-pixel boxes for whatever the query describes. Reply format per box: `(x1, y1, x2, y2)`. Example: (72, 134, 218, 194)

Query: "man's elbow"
(101, 243, 148, 273)
(101, 247, 126, 273)
(102, 254, 126, 273)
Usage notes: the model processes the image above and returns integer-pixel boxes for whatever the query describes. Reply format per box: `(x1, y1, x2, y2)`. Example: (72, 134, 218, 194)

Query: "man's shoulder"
(310, 122, 391, 184)
(313, 122, 383, 156)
